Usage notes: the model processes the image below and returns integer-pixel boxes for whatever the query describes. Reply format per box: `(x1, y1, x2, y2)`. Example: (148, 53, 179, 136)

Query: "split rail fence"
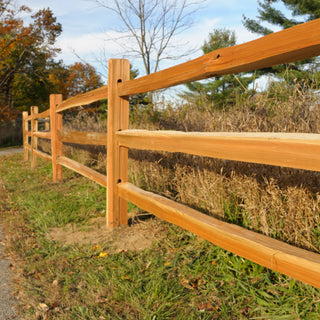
(23, 19, 320, 289)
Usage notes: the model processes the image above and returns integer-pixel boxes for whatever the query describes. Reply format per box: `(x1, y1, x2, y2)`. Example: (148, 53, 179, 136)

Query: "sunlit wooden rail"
(118, 18, 320, 96)
(23, 92, 107, 187)
(23, 18, 320, 289)
(58, 130, 107, 145)
(117, 130, 320, 172)
(57, 156, 107, 187)
(118, 182, 320, 289)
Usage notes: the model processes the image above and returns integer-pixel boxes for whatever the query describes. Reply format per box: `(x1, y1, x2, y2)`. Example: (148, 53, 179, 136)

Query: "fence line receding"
(23, 18, 320, 289)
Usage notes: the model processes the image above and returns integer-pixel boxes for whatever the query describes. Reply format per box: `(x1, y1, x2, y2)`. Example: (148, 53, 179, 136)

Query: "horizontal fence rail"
(57, 156, 107, 187)
(117, 130, 320, 172)
(33, 149, 52, 162)
(33, 132, 51, 139)
(22, 18, 320, 289)
(36, 109, 50, 119)
(22, 96, 106, 185)
(58, 130, 107, 146)
(118, 19, 320, 96)
(56, 85, 108, 112)
(118, 182, 320, 289)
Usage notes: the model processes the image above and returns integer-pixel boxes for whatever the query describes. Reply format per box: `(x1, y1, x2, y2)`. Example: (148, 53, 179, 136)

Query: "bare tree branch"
(88, 0, 205, 75)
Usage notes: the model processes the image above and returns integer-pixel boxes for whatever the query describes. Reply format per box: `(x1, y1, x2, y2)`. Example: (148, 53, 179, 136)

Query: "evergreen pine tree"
(182, 29, 254, 109)
(242, 0, 320, 81)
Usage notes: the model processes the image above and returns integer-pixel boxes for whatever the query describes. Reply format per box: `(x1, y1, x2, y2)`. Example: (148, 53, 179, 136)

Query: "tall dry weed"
(152, 81, 320, 133)
(39, 80, 320, 251)
(126, 81, 320, 251)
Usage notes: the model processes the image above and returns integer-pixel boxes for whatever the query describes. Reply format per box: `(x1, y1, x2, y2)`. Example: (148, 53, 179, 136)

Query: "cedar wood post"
(30, 106, 38, 168)
(50, 94, 63, 181)
(22, 111, 28, 161)
(45, 118, 50, 131)
(107, 59, 130, 228)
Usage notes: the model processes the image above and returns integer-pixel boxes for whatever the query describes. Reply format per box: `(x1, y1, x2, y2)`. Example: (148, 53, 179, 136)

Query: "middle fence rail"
(23, 18, 320, 289)
(23, 90, 108, 188)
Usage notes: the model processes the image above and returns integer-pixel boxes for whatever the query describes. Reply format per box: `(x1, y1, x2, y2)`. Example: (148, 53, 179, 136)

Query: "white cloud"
(55, 14, 261, 80)
(157, 17, 260, 69)
(179, 17, 221, 48)
(233, 25, 260, 44)
(56, 30, 129, 61)
(19, 0, 263, 80)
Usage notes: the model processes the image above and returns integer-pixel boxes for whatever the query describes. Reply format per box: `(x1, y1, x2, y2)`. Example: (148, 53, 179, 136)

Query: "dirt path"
(0, 147, 23, 157)
(0, 148, 21, 319)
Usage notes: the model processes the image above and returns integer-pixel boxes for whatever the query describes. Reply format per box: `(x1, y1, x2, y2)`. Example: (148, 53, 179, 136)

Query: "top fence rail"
(51, 19, 320, 113)
(118, 18, 320, 96)
(56, 85, 108, 113)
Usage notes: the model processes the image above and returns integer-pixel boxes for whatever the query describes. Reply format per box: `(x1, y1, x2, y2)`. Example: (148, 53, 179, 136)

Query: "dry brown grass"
(127, 81, 320, 252)
(39, 80, 320, 252)
(128, 153, 320, 252)
(154, 83, 320, 134)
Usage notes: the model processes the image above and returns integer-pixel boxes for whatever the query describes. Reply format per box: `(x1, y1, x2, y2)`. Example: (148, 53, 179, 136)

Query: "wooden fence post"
(107, 59, 130, 228)
(31, 106, 38, 168)
(45, 118, 50, 131)
(50, 94, 63, 182)
(22, 111, 28, 161)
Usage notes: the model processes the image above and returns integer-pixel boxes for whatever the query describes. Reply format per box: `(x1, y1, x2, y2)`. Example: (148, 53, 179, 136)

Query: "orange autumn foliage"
(0, 1, 62, 121)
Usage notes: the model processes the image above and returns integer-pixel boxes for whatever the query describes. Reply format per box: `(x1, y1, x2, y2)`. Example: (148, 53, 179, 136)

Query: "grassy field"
(0, 153, 320, 319)
(0, 77, 319, 319)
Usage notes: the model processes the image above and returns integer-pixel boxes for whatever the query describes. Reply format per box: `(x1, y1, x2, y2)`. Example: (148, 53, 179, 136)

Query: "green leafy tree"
(1, 2, 104, 117)
(14, 60, 104, 113)
(242, 0, 320, 80)
(12, 57, 62, 113)
(182, 29, 254, 109)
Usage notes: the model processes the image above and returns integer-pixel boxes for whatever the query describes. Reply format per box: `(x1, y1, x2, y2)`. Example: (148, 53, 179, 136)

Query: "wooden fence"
(23, 19, 320, 289)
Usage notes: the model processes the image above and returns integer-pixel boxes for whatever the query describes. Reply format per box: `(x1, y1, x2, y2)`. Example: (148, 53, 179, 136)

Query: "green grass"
(0, 154, 319, 319)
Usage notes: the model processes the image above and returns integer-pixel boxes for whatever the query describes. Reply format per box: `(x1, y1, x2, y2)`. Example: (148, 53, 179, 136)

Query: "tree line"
(182, 0, 320, 108)
(1, 0, 319, 123)
(0, 0, 103, 121)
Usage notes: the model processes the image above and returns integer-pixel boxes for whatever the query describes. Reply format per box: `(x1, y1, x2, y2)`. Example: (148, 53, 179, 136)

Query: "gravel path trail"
(0, 148, 23, 157)
(0, 225, 18, 320)
(0, 148, 22, 319)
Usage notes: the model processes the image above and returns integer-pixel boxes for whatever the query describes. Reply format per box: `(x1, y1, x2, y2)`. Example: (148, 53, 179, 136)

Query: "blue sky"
(20, 0, 275, 82)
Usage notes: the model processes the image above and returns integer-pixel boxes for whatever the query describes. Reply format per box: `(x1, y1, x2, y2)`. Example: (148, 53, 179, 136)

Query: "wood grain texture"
(22, 111, 28, 161)
(50, 94, 63, 182)
(118, 182, 320, 288)
(33, 132, 51, 140)
(33, 149, 52, 162)
(57, 156, 107, 187)
(56, 85, 108, 113)
(45, 119, 50, 131)
(118, 18, 320, 96)
(107, 59, 130, 228)
(58, 130, 107, 146)
(117, 130, 320, 172)
(30, 106, 38, 168)
(35, 109, 50, 119)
